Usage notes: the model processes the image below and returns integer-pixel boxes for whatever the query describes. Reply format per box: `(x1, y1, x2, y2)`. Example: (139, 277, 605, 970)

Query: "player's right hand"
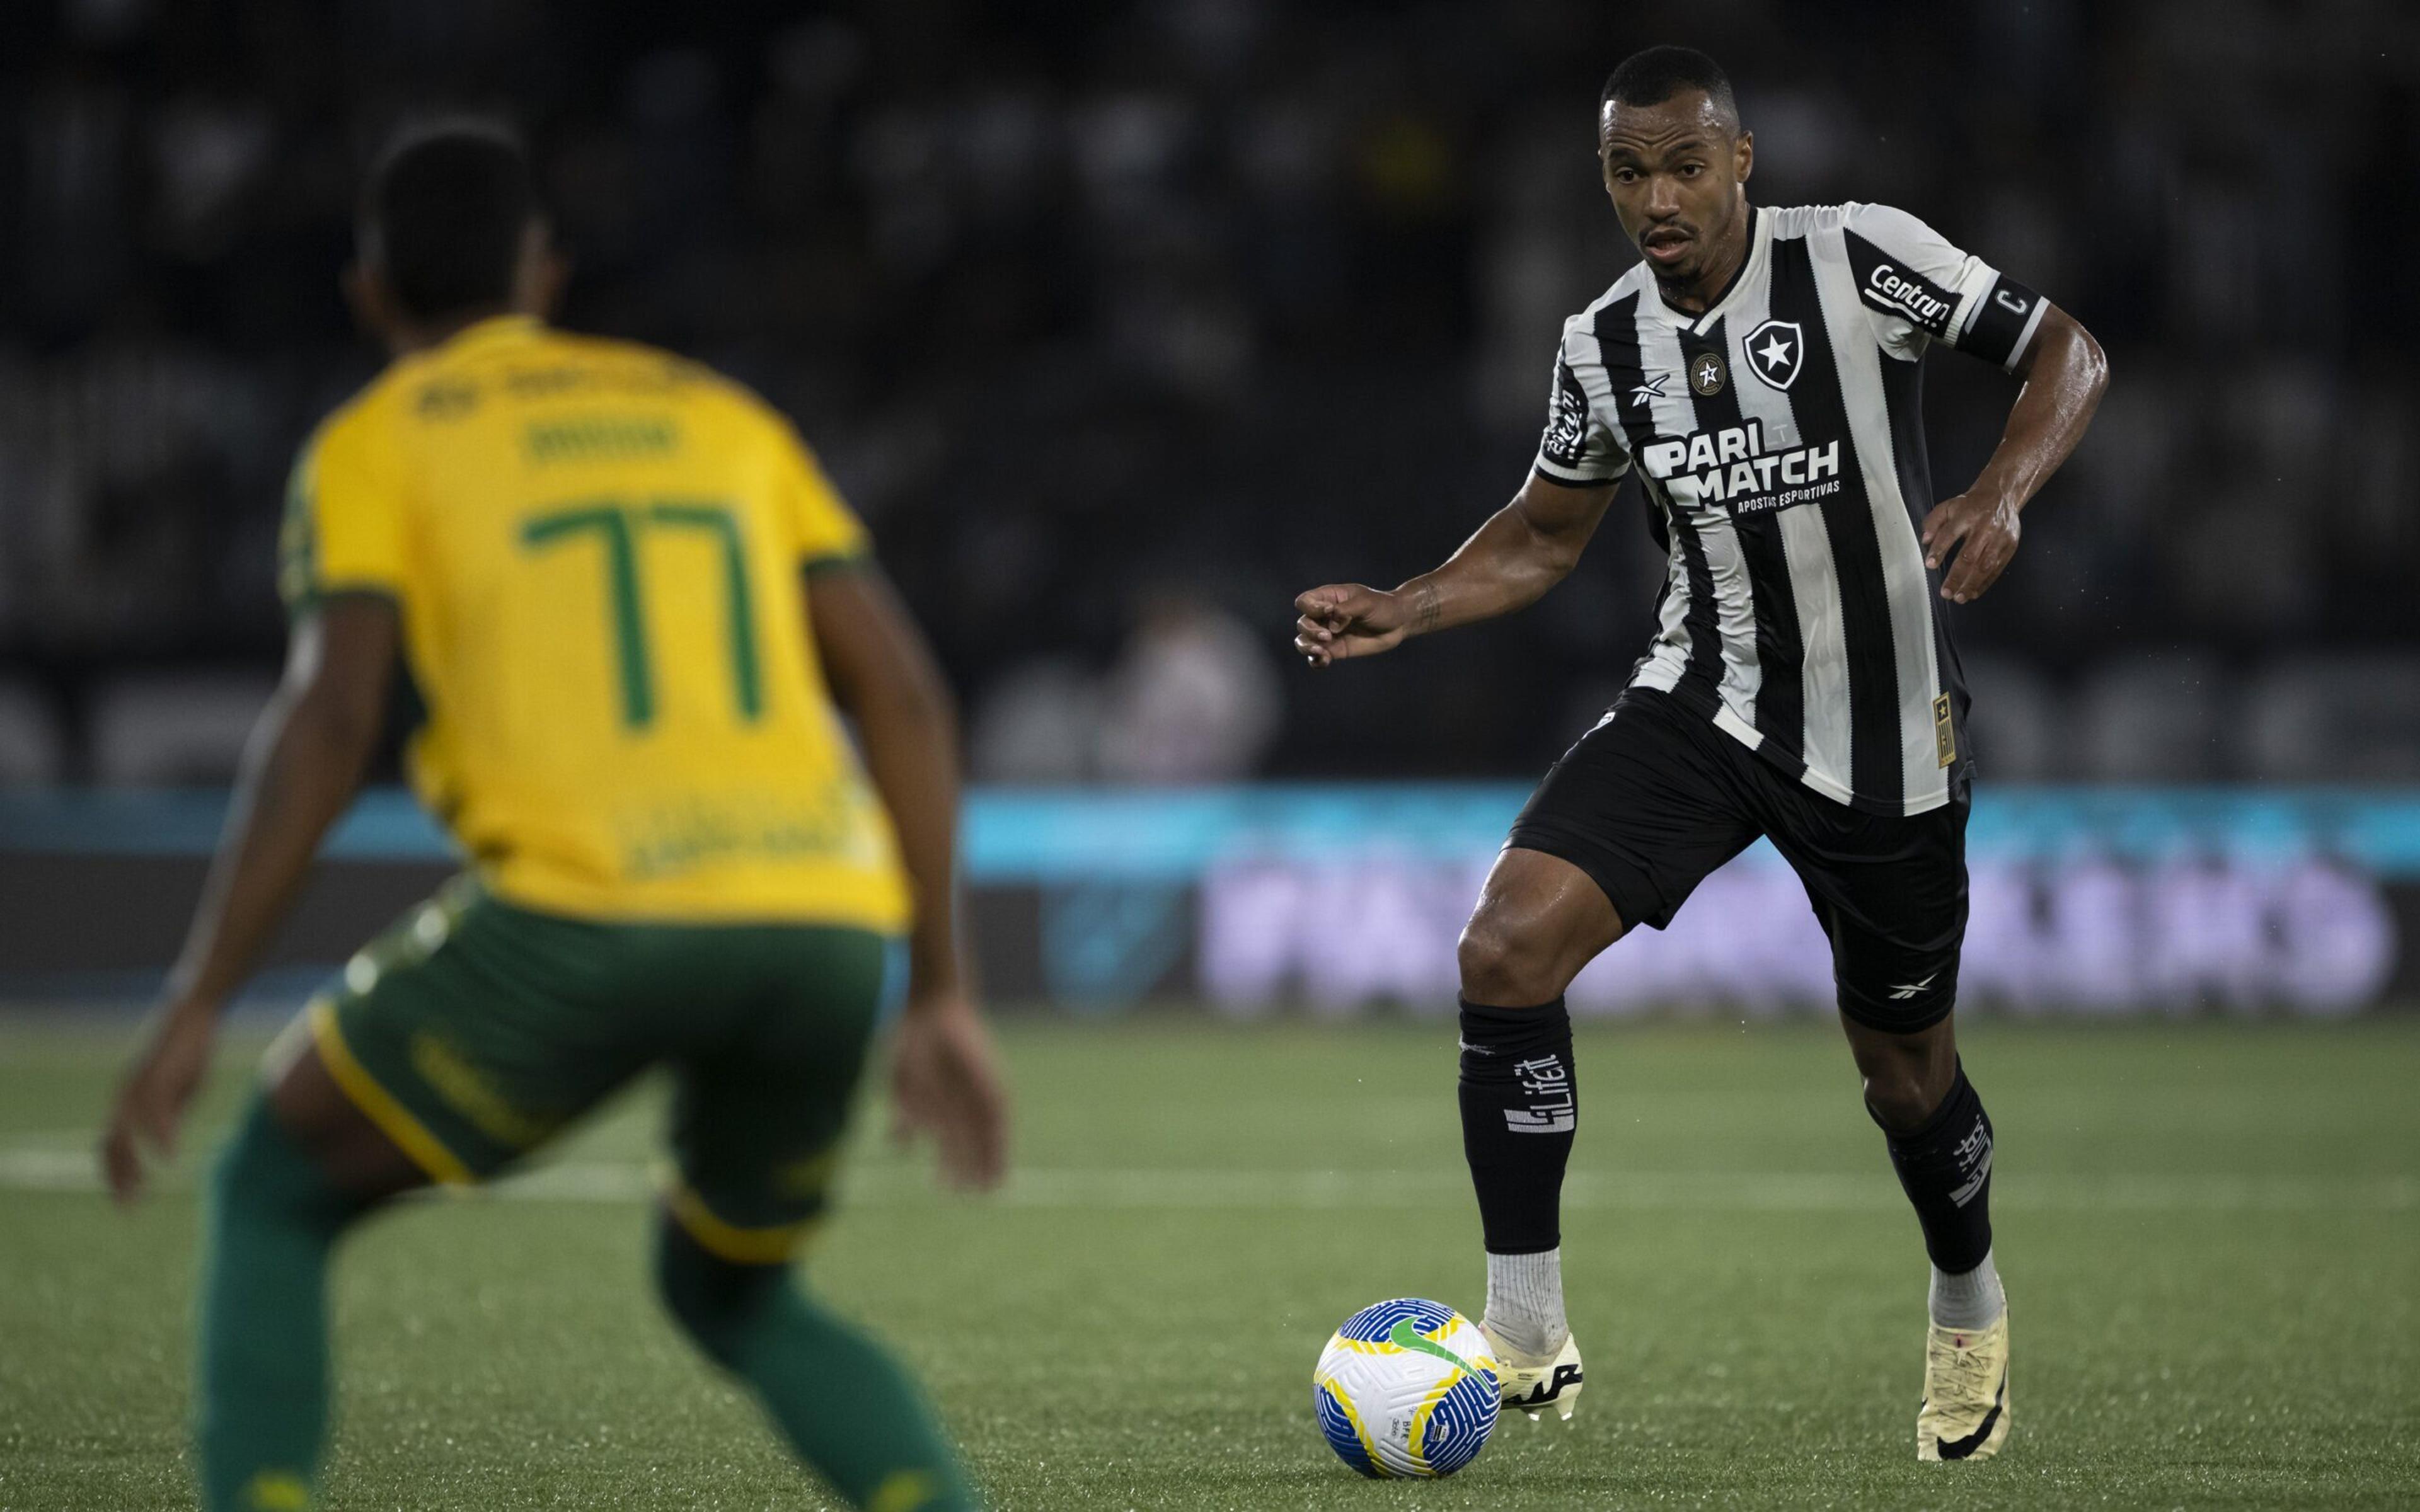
(100, 997, 219, 1206)
(1294, 583, 1410, 667)
(889, 992, 1009, 1193)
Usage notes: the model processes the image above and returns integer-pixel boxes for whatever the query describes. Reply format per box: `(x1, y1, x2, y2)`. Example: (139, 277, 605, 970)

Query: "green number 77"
(521, 500, 763, 730)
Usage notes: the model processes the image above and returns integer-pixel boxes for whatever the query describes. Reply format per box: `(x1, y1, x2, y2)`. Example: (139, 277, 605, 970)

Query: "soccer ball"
(1311, 1298, 1500, 1478)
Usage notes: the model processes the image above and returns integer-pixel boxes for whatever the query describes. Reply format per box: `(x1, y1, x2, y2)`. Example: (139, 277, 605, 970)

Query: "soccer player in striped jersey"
(99, 121, 1004, 1511)
(1294, 46, 2107, 1461)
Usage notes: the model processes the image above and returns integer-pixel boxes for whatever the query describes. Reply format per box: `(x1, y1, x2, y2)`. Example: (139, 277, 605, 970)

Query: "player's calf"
(197, 1097, 377, 1512)
(654, 1213, 784, 1369)
(1874, 1058, 1997, 1293)
(1453, 849, 1621, 1416)
(1457, 997, 1579, 1377)
(654, 1218, 979, 1510)
(1857, 1046, 2010, 1462)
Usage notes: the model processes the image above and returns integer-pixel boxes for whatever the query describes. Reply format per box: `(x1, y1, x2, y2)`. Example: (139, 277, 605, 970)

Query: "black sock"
(1877, 1060, 1995, 1274)
(1458, 997, 1576, 1254)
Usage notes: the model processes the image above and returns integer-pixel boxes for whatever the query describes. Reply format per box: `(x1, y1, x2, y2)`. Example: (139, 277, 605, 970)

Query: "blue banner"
(4, 786, 2411, 1014)
(8, 784, 2420, 877)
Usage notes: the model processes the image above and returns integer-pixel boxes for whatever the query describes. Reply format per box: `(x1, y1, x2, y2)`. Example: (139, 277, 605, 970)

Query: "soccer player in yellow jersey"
(97, 120, 1005, 1512)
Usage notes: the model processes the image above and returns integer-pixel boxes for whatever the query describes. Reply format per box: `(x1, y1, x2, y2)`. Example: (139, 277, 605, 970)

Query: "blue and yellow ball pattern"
(1312, 1297, 1501, 1478)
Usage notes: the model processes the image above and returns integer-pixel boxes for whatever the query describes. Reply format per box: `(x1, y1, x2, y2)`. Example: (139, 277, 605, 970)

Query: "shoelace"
(1927, 1335, 1999, 1405)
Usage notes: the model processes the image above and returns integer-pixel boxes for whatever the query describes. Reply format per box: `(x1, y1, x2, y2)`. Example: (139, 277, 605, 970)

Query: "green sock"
(196, 1096, 366, 1512)
(655, 1220, 979, 1511)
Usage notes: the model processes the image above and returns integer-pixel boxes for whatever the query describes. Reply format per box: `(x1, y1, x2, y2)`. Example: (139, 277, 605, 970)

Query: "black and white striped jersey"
(1534, 202, 2046, 817)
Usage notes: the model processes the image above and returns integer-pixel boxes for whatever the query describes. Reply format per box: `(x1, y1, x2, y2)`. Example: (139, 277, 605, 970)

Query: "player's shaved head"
(1593, 47, 1754, 310)
(360, 118, 541, 324)
(1601, 45, 1740, 137)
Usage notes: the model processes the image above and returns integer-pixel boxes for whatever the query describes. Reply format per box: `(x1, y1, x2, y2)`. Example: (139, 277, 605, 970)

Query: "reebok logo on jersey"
(1629, 372, 1671, 408)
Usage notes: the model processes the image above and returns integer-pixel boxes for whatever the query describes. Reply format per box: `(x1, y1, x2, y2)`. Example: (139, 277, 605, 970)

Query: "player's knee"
(1456, 913, 1566, 1005)
(653, 1216, 781, 1369)
(1860, 1067, 1944, 1134)
(209, 1094, 359, 1230)
(1455, 915, 1520, 1000)
(207, 1111, 269, 1224)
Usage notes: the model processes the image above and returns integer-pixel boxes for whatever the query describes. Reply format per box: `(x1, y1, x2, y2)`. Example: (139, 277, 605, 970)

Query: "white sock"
(1482, 1249, 1567, 1357)
(1928, 1249, 2006, 1329)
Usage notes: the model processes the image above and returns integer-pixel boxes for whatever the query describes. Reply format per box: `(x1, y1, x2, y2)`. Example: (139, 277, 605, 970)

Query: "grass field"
(1, 1012, 2416, 1510)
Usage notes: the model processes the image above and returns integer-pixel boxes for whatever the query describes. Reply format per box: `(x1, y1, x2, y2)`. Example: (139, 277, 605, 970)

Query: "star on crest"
(1756, 331, 1793, 371)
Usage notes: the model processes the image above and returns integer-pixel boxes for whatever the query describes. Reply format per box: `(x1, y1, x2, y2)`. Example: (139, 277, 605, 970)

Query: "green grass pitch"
(2, 1011, 2416, 1509)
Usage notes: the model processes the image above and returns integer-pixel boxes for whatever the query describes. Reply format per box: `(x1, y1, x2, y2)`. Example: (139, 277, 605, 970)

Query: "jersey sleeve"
(770, 418, 872, 571)
(277, 406, 409, 616)
(1839, 202, 2048, 372)
(1531, 318, 1634, 486)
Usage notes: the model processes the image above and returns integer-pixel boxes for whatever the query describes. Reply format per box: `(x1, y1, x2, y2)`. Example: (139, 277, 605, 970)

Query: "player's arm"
(1294, 470, 1618, 666)
(807, 565, 1006, 1191)
(1920, 304, 2109, 604)
(101, 595, 398, 1202)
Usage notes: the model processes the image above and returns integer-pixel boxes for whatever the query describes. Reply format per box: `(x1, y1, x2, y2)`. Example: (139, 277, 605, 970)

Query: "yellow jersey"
(280, 316, 910, 931)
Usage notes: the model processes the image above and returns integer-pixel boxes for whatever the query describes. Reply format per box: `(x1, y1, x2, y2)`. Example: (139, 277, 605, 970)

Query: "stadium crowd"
(3, 0, 2416, 781)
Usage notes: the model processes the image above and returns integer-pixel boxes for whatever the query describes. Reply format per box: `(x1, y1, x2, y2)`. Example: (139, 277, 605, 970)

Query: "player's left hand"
(100, 998, 219, 1206)
(1920, 491, 2022, 604)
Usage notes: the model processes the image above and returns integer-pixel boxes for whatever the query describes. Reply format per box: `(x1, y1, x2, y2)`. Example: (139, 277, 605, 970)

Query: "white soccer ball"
(1312, 1297, 1501, 1478)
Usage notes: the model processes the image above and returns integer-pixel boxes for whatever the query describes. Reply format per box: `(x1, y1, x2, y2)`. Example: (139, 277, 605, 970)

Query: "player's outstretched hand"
(1920, 491, 2022, 605)
(890, 992, 1009, 1193)
(100, 999, 219, 1206)
(1294, 583, 1415, 667)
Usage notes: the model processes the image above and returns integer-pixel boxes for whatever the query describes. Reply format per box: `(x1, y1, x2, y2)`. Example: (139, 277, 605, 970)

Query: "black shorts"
(1506, 688, 1969, 1033)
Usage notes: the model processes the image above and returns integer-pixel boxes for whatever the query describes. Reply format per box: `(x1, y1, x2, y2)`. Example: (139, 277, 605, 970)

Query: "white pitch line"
(1, 1146, 2412, 1212)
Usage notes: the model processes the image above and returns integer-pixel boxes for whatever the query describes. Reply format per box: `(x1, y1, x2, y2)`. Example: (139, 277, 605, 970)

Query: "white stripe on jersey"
(1780, 508, 1854, 794)
(1809, 226, 1949, 813)
(1703, 518, 1761, 719)
(1719, 277, 1856, 791)
(1638, 320, 1760, 717)
(1629, 313, 1695, 696)
(1632, 521, 1690, 696)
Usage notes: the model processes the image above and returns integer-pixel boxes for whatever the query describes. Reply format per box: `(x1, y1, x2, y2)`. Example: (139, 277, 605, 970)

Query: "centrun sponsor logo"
(1864, 261, 1956, 334)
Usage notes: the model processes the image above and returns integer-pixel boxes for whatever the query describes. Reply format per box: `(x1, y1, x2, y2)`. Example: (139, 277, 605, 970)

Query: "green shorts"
(291, 874, 902, 1264)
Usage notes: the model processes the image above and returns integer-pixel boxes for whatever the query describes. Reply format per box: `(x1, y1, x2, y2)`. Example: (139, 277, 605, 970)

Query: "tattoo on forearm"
(1410, 581, 1442, 634)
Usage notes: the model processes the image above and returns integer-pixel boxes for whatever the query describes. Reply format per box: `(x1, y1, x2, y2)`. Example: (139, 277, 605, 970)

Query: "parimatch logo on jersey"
(1640, 420, 1842, 515)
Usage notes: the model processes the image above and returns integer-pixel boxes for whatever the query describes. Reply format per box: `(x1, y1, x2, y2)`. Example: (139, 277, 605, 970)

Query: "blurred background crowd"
(3, 0, 2416, 788)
